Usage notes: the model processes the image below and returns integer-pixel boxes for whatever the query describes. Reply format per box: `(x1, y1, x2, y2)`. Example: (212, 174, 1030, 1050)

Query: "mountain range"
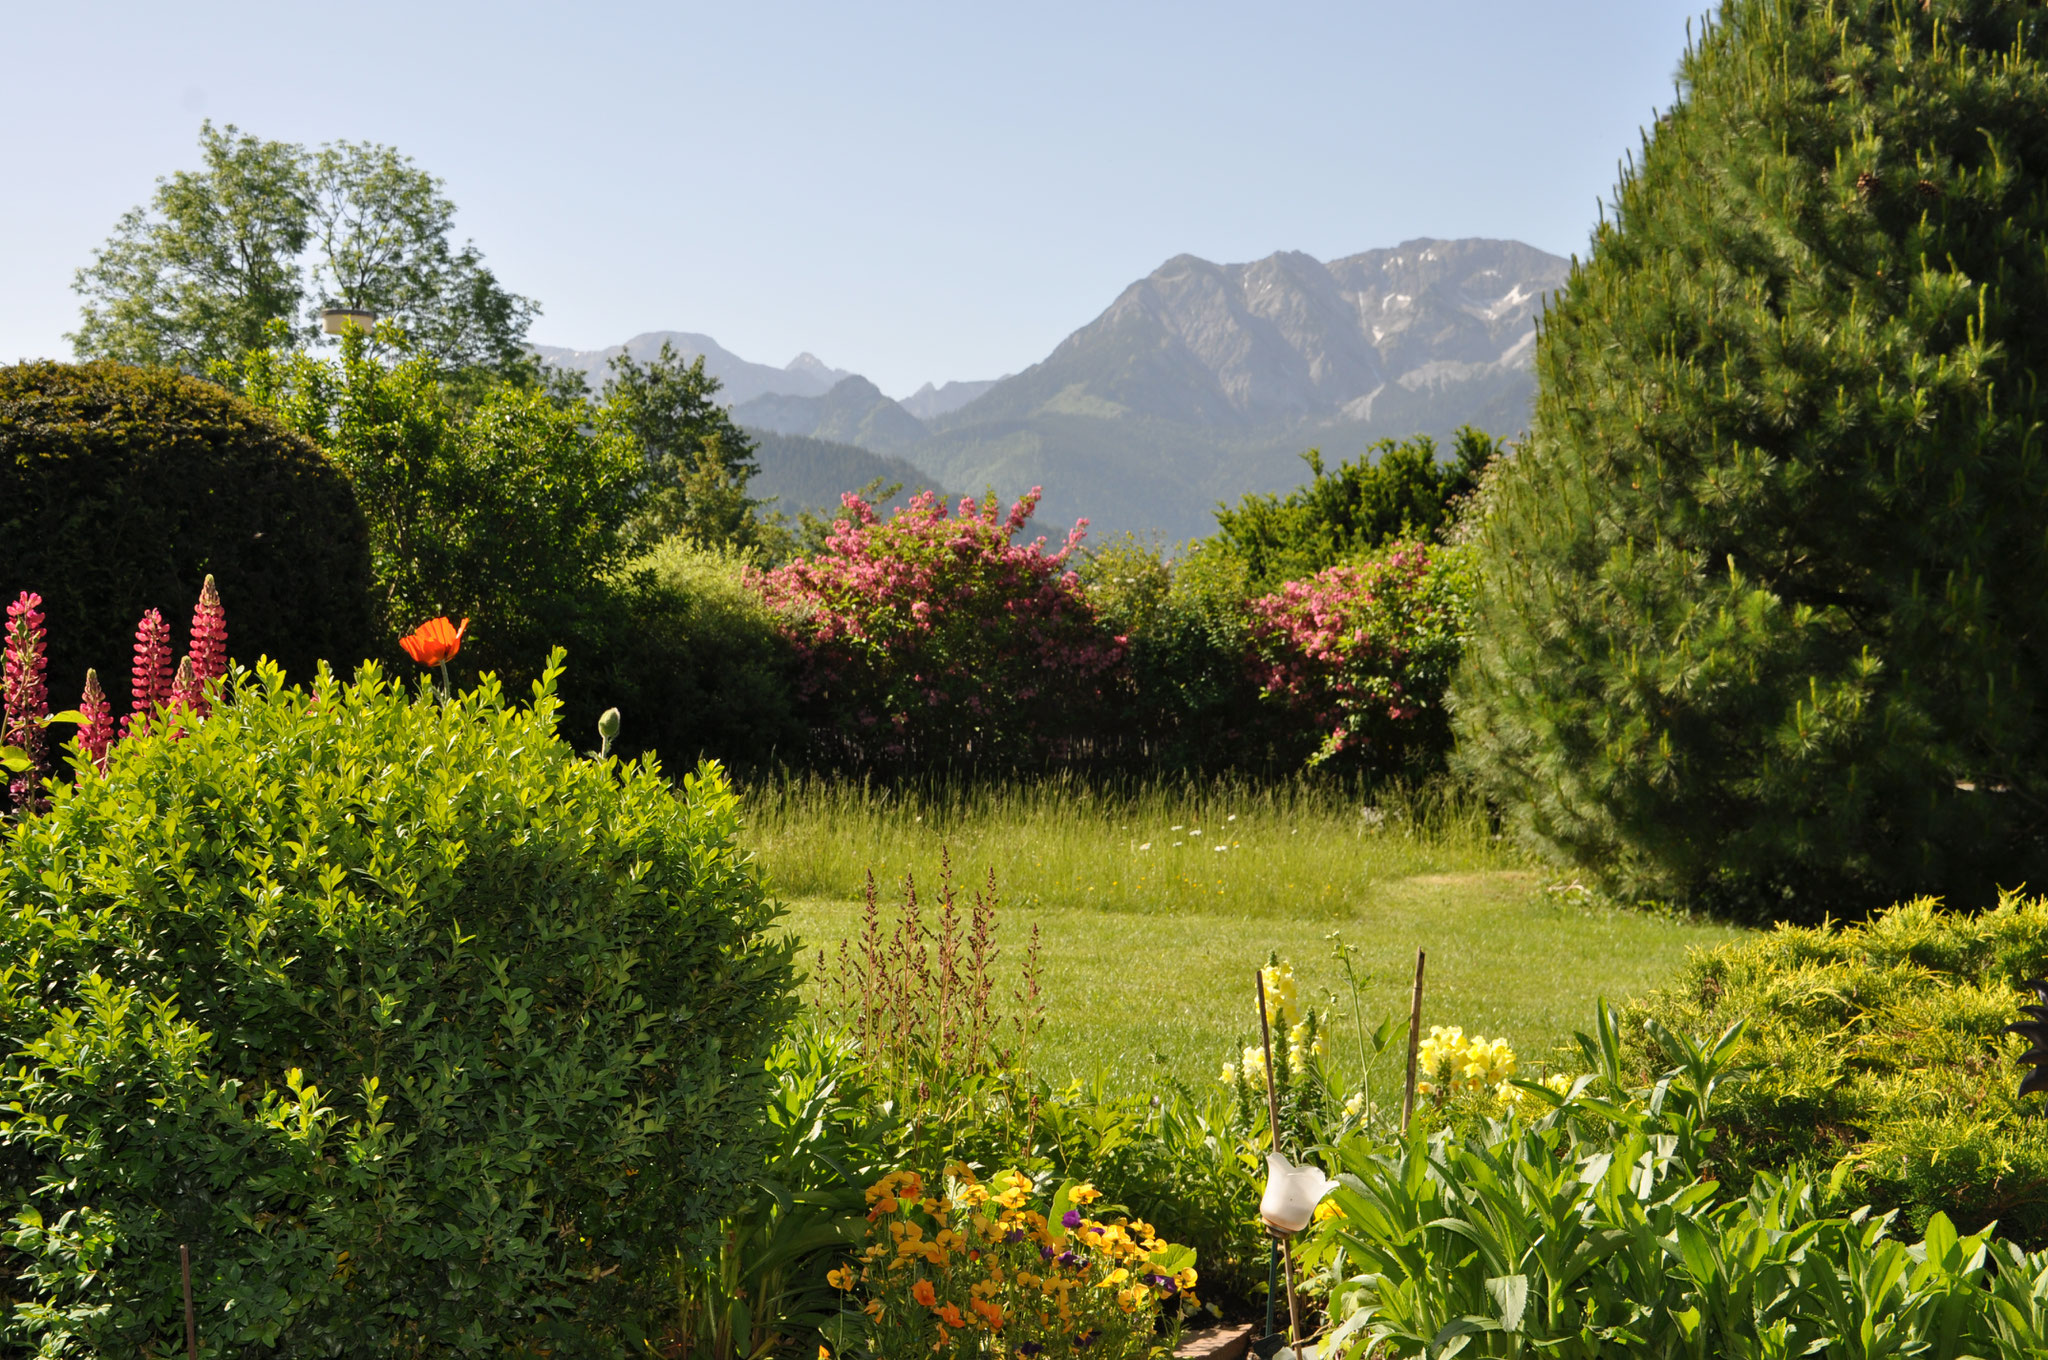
(535, 237, 1571, 540)
(529, 331, 856, 406)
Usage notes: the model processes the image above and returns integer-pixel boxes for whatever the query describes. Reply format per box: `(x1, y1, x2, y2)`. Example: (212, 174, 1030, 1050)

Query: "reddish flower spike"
(168, 655, 202, 723)
(187, 574, 228, 714)
(4, 592, 50, 812)
(122, 608, 174, 738)
(77, 668, 114, 773)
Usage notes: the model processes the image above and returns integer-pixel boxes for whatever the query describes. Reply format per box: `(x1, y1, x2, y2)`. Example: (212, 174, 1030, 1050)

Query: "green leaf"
(1485, 1273, 1528, 1332)
(1048, 1178, 1077, 1243)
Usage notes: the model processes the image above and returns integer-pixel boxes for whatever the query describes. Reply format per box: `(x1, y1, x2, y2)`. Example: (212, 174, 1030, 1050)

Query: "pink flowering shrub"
(1245, 541, 1473, 772)
(759, 488, 1124, 766)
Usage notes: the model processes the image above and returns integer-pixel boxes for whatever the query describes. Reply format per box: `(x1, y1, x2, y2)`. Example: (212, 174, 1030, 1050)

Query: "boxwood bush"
(1622, 893, 2048, 1245)
(0, 655, 796, 1356)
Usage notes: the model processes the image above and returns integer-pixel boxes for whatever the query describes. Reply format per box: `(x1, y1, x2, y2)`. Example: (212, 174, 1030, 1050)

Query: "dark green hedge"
(0, 361, 375, 709)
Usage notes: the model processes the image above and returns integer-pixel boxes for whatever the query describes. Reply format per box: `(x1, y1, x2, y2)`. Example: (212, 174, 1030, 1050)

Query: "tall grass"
(744, 772, 1508, 917)
(744, 773, 1752, 1088)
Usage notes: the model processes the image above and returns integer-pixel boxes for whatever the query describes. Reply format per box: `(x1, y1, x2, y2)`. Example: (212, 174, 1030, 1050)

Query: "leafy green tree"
(71, 122, 308, 370)
(72, 124, 534, 376)
(244, 327, 638, 676)
(1213, 427, 1499, 590)
(1454, 0, 2048, 918)
(600, 342, 762, 548)
(306, 139, 536, 373)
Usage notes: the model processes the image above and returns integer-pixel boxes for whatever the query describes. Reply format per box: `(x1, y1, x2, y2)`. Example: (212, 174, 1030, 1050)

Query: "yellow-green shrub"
(1623, 893, 2048, 1242)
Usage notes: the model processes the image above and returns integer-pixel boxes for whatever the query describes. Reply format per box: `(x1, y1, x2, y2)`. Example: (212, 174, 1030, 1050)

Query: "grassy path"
(745, 779, 1748, 1092)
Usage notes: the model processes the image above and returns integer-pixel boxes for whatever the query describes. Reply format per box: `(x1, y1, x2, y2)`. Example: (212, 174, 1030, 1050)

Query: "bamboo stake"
(1256, 968, 1304, 1345)
(181, 1243, 197, 1360)
(1400, 949, 1427, 1135)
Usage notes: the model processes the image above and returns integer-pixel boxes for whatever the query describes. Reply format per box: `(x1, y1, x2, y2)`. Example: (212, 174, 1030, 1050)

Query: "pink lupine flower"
(187, 574, 228, 714)
(4, 592, 50, 812)
(122, 608, 175, 738)
(77, 669, 115, 772)
(168, 655, 202, 722)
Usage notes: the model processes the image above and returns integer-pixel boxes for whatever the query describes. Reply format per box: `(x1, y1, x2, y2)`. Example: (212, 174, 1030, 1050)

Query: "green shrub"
(1621, 892, 2048, 1247)
(555, 537, 801, 775)
(0, 656, 797, 1356)
(1213, 428, 1499, 593)
(602, 540, 794, 770)
(1454, 0, 2048, 918)
(1081, 537, 1267, 772)
(244, 329, 641, 685)
(0, 360, 377, 711)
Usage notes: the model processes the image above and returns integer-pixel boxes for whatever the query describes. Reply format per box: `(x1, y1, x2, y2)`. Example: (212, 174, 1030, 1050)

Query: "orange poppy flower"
(400, 617, 469, 667)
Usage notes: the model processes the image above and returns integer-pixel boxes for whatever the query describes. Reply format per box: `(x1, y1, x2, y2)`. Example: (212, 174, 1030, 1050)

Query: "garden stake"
(181, 1244, 197, 1360)
(1255, 968, 1304, 1346)
(1401, 949, 1427, 1134)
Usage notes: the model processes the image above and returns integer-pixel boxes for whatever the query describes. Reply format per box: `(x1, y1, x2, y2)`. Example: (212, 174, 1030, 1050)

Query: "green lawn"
(743, 778, 1749, 1091)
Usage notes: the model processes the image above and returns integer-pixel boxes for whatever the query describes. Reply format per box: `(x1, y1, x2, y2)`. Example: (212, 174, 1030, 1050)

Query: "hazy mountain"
(750, 430, 951, 520)
(732, 376, 931, 454)
(901, 377, 1004, 420)
(529, 331, 854, 405)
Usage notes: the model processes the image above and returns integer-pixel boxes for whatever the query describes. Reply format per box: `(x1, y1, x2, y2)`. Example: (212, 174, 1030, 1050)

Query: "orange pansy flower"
(911, 1279, 937, 1308)
(400, 617, 469, 668)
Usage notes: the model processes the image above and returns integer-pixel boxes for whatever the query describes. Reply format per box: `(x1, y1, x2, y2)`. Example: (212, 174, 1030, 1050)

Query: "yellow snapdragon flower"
(1260, 960, 1299, 1028)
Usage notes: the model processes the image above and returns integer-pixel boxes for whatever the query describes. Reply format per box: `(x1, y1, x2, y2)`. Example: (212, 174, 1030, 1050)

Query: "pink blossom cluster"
(758, 489, 1125, 764)
(1245, 542, 1469, 768)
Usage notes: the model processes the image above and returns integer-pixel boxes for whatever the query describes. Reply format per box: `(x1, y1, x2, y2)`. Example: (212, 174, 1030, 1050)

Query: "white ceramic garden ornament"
(1260, 1151, 1334, 1234)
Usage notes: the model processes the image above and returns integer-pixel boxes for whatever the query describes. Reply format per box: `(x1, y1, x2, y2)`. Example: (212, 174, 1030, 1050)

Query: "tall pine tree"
(1455, 1, 2048, 918)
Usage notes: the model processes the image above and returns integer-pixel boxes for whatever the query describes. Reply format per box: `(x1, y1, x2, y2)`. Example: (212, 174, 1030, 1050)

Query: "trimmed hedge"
(0, 361, 376, 710)
(1623, 893, 2048, 1245)
(0, 657, 797, 1355)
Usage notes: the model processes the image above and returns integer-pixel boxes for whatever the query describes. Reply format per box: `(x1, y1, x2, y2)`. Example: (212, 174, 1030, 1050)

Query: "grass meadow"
(742, 776, 1749, 1091)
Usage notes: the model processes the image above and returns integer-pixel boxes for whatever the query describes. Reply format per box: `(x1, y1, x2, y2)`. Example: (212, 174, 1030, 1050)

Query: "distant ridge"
(530, 331, 854, 406)
(902, 377, 1004, 420)
(541, 237, 1569, 538)
(750, 430, 949, 521)
(733, 376, 929, 454)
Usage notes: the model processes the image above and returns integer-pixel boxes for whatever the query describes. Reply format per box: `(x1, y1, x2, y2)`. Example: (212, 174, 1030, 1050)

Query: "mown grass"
(744, 776, 1750, 1091)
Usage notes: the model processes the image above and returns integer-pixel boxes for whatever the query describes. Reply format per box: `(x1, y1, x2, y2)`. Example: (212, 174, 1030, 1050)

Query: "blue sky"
(5, 1, 1703, 396)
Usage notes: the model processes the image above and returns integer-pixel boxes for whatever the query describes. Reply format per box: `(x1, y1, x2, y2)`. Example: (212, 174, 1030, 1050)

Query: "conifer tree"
(1455, 0, 2048, 918)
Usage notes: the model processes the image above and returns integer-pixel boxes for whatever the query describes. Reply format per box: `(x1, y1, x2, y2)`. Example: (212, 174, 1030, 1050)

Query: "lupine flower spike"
(186, 574, 228, 716)
(77, 669, 114, 773)
(168, 656, 201, 729)
(400, 616, 469, 701)
(122, 608, 174, 738)
(4, 592, 50, 813)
